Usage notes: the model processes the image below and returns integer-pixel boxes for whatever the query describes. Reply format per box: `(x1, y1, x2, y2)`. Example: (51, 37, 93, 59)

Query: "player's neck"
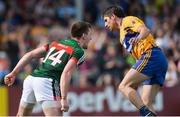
(117, 17, 123, 28)
(71, 36, 80, 43)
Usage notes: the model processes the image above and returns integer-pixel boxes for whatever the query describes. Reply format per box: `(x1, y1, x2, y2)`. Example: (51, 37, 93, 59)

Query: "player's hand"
(129, 37, 140, 45)
(4, 72, 16, 86)
(61, 98, 69, 112)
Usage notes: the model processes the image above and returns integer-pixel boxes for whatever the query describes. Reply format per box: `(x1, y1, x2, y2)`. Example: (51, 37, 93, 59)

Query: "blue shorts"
(132, 47, 168, 86)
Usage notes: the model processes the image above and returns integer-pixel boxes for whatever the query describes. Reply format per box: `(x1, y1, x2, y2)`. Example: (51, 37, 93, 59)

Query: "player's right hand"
(4, 72, 16, 86)
(61, 98, 69, 112)
(129, 37, 140, 45)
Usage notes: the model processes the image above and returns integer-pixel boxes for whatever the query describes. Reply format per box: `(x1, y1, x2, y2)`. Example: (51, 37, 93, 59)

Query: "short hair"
(102, 5, 125, 18)
(71, 21, 92, 39)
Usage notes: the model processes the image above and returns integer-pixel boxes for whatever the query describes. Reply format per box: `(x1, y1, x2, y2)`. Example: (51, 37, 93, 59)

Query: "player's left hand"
(129, 37, 140, 45)
(61, 98, 69, 112)
(4, 72, 16, 86)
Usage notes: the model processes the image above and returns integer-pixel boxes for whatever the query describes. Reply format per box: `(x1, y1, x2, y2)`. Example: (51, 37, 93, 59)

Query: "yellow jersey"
(119, 16, 158, 60)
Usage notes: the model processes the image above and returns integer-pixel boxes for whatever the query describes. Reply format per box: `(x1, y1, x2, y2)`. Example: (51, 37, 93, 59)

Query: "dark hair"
(71, 21, 92, 38)
(102, 5, 125, 18)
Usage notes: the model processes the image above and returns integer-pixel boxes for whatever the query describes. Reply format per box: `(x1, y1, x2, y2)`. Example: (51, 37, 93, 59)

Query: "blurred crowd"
(0, 0, 179, 88)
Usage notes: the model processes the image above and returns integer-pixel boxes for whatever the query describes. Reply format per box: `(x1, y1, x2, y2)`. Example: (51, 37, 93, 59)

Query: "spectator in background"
(96, 73, 116, 87)
(0, 0, 179, 89)
(155, 28, 168, 49)
(165, 59, 179, 87)
(101, 44, 127, 81)
(177, 60, 180, 81)
(79, 48, 99, 86)
(84, 0, 98, 24)
(128, 0, 146, 19)
(4, 31, 20, 70)
(0, 52, 9, 85)
(56, 0, 76, 26)
(79, 74, 92, 88)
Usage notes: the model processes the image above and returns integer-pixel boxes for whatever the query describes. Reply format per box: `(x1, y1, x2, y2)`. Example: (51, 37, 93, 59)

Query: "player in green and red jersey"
(4, 21, 93, 116)
(32, 38, 85, 83)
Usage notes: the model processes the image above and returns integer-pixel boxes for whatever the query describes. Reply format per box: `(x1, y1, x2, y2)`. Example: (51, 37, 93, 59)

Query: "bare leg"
(43, 107, 62, 116)
(41, 100, 62, 116)
(16, 102, 34, 116)
(141, 84, 160, 114)
(118, 69, 149, 109)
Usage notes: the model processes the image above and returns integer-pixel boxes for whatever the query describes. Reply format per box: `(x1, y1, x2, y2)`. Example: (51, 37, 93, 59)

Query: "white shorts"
(20, 75, 61, 104)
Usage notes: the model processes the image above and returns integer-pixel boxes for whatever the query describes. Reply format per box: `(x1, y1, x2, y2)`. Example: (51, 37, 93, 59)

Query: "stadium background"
(0, 0, 179, 116)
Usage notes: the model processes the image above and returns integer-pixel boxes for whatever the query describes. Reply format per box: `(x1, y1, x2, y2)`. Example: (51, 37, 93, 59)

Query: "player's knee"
(118, 83, 126, 92)
(119, 82, 136, 91)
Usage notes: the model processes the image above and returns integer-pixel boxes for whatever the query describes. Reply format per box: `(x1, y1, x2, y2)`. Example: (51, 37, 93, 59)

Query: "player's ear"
(81, 33, 86, 40)
(112, 14, 116, 20)
(82, 33, 87, 40)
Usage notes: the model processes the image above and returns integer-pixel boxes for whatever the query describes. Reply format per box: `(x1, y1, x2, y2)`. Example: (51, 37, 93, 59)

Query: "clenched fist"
(4, 72, 16, 86)
(61, 98, 69, 112)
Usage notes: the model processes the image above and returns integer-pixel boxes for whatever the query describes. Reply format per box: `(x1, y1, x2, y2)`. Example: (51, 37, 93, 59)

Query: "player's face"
(82, 29, 93, 49)
(104, 16, 117, 31)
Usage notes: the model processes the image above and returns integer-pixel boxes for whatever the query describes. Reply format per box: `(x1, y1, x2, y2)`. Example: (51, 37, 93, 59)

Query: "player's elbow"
(62, 71, 72, 79)
(27, 50, 41, 59)
(140, 26, 150, 35)
(144, 27, 150, 35)
(118, 83, 127, 92)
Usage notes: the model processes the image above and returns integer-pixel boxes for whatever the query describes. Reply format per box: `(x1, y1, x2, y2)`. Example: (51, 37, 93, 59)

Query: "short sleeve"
(123, 16, 145, 32)
(70, 49, 85, 65)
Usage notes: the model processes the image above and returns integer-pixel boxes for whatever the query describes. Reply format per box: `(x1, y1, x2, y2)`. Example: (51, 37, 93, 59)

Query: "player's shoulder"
(122, 16, 144, 26)
(74, 46, 84, 54)
(56, 39, 74, 47)
(51, 39, 84, 53)
(123, 16, 142, 22)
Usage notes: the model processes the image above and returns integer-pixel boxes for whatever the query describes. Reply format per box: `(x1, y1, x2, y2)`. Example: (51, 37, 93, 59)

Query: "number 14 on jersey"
(43, 47, 65, 66)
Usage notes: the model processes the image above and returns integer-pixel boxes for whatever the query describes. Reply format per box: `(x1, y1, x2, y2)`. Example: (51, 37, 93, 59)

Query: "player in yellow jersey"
(102, 6, 168, 116)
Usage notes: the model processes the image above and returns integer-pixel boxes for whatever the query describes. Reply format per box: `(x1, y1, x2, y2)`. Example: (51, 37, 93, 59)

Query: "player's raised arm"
(4, 45, 47, 86)
(137, 25, 150, 39)
(130, 25, 150, 45)
(124, 17, 150, 45)
(60, 58, 77, 112)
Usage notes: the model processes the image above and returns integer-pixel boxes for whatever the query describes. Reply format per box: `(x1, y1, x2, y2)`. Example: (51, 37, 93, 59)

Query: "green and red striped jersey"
(31, 39, 85, 83)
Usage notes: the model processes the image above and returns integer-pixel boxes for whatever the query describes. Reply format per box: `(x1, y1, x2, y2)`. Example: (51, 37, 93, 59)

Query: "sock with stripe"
(139, 106, 156, 116)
